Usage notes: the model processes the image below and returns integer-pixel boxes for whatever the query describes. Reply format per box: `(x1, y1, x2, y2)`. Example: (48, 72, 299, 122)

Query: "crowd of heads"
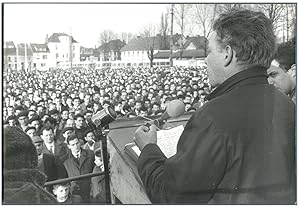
(3, 65, 211, 138)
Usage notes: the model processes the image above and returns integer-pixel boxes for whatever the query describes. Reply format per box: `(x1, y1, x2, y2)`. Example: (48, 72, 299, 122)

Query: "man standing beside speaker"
(134, 10, 295, 204)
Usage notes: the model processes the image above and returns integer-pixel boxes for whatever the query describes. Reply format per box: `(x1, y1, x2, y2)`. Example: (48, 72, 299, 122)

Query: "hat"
(6, 115, 17, 122)
(24, 126, 36, 133)
(31, 135, 43, 144)
(17, 111, 28, 119)
(4, 126, 38, 170)
(28, 115, 41, 124)
(61, 127, 74, 134)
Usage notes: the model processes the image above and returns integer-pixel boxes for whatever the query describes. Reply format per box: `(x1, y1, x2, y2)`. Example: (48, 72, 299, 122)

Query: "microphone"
(153, 99, 185, 127)
(91, 106, 117, 127)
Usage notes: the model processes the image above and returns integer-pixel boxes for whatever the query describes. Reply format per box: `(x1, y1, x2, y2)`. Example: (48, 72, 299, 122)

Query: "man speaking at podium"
(134, 9, 296, 204)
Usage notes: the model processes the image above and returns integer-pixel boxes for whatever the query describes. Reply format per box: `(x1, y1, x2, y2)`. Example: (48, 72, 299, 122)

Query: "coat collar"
(206, 66, 268, 101)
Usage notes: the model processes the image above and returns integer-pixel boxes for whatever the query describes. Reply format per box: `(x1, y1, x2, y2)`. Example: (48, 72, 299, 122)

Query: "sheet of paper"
(157, 125, 184, 158)
(132, 145, 141, 156)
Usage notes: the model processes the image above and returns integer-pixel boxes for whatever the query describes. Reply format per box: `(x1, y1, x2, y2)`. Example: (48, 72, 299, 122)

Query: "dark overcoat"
(137, 67, 296, 204)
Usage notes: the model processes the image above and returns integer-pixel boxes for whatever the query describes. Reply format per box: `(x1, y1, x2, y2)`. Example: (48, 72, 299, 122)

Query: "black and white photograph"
(2, 2, 297, 205)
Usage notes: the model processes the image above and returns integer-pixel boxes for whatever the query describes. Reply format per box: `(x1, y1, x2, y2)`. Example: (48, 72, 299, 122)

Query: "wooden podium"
(107, 113, 192, 204)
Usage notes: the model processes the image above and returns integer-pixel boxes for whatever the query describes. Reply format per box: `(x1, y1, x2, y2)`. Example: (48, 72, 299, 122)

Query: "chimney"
(45, 34, 48, 44)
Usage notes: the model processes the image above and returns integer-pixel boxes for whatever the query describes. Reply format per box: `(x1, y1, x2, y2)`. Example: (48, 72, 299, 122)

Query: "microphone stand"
(95, 126, 111, 204)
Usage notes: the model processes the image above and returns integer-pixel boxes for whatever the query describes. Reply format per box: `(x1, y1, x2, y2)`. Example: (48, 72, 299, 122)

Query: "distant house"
(30, 43, 51, 70)
(3, 42, 33, 71)
(80, 46, 100, 62)
(97, 39, 126, 61)
(154, 35, 208, 67)
(120, 34, 181, 65)
(47, 33, 80, 67)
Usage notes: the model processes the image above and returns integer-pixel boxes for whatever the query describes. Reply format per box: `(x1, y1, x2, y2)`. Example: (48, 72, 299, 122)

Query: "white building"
(30, 43, 51, 70)
(47, 33, 80, 67)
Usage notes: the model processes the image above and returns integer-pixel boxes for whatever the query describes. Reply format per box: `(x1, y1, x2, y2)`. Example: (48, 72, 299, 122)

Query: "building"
(80, 46, 100, 62)
(3, 42, 33, 72)
(47, 33, 80, 67)
(30, 43, 51, 70)
(97, 39, 126, 61)
(120, 34, 207, 67)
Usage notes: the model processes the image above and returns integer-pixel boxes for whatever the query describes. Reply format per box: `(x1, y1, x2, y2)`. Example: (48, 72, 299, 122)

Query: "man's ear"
(224, 45, 233, 67)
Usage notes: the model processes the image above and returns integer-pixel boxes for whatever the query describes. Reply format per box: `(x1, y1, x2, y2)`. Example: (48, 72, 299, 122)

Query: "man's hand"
(134, 124, 157, 151)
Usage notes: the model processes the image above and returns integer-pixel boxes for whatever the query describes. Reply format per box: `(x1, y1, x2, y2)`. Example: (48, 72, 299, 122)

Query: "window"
(42, 55, 47, 59)
(8, 56, 11, 62)
(56, 53, 59, 58)
(14, 57, 17, 62)
(73, 46, 75, 51)
(56, 45, 58, 50)
(41, 63, 46, 67)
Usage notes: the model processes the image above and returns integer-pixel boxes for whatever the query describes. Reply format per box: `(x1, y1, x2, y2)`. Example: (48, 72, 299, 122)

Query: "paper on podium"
(157, 125, 184, 158)
(124, 125, 184, 162)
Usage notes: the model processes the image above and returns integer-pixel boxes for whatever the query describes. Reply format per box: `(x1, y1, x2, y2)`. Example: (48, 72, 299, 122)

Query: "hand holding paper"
(134, 124, 157, 150)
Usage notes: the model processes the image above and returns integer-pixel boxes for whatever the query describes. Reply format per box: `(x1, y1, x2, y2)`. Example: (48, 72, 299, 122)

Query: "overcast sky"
(4, 3, 170, 48)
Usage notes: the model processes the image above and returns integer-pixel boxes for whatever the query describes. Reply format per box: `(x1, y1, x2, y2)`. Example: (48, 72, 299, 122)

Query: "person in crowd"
(74, 114, 87, 144)
(60, 126, 75, 143)
(267, 39, 296, 103)
(17, 111, 29, 131)
(25, 126, 37, 138)
(90, 148, 106, 203)
(82, 129, 101, 152)
(40, 126, 69, 163)
(31, 135, 67, 192)
(63, 135, 95, 203)
(3, 126, 57, 204)
(134, 9, 295, 204)
(52, 182, 82, 204)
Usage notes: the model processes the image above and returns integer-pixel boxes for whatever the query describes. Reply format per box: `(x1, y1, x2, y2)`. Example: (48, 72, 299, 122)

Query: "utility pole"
(70, 27, 73, 70)
(170, 4, 174, 67)
(24, 42, 27, 73)
(16, 42, 19, 71)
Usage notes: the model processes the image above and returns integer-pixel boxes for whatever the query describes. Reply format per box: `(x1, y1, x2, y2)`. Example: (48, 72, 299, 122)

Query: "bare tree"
(174, 4, 192, 58)
(159, 12, 169, 50)
(193, 4, 218, 56)
(253, 4, 285, 33)
(140, 24, 157, 67)
(98, 30, 117, 60)
(216, 3, 248, 14)
(285, 4, 296, 41)
(120, 32, 136, 44)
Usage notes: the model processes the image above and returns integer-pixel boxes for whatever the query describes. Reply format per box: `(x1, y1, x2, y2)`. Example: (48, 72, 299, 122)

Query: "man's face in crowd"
(66, 98, 73, 106)
(68, 138, 81, 154)
(85, 112, 93, 122)
(8, 119, 17, 126)
(135, 102, 142, 110)
(7, 107, 14, 116)
(53, 185, 70, 202)
(73, 99, 80, 107)
(30, 120, 40, 130)
(85, 132, 95, 143)
(63, 130, 74, 139)
(267, 65, 294, 95)
(61, 110, 69, 120)
(75, 117, 84, 128)
(205, 31, 227, 88)
(34, 142, 43, 156)
(41, 129, 54, 144)
(18, 116, 28, 126)
(26, 129, 36, 138)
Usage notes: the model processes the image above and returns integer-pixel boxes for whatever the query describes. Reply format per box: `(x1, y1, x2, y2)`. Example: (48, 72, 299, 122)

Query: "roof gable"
(48, 33, 78, 43)
(30, 43, 50, 53)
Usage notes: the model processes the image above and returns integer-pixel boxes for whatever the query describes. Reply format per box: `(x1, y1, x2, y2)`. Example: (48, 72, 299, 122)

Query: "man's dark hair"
(66, 134, 79, 144)
(274, 40, 296, 71)
(40, 126, 54, 134)
(213, 9, 276, 69)
(74, 114, 84, 120)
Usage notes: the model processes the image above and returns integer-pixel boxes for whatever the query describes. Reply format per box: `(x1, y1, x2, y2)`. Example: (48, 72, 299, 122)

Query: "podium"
(107, 113, 193, 204)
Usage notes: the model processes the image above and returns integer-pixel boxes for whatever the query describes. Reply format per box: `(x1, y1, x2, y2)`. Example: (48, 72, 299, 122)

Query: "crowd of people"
(2, 65, 211, 204)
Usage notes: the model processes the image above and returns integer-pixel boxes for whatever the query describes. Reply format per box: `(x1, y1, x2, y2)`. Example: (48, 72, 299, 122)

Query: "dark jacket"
(42, 140, 69, 163)
(137, 67, 296, 204)
(63, 148, 95, 201)
(3, 169, 57, 204)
